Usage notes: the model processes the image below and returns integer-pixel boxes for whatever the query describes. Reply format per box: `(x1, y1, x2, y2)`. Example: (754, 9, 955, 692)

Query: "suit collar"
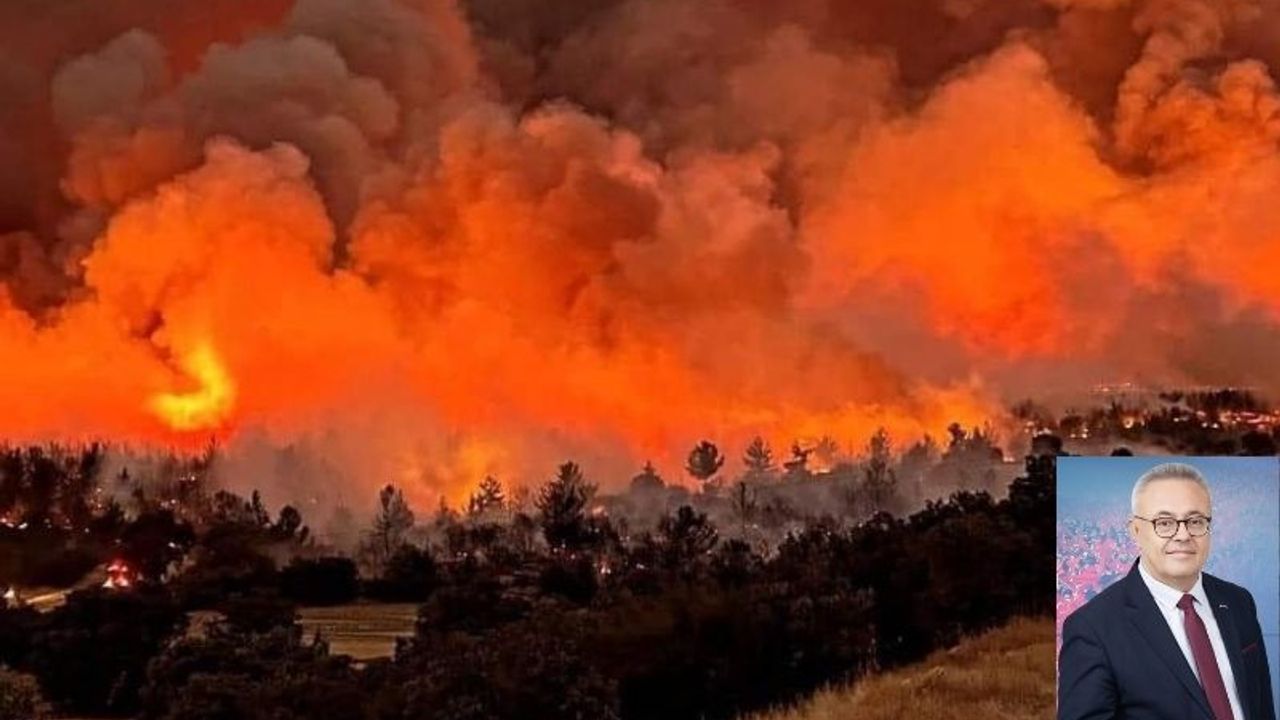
(1138, 559, 1207, 613)
(1122, 559, 1215, 718)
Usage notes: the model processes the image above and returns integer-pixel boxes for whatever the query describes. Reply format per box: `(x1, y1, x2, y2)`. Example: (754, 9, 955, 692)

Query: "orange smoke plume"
(0, 0, 1278, 506)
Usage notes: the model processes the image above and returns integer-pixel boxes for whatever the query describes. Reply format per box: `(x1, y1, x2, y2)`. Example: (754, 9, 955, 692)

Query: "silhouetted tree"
(629, 461, 665, 492)
(21, 588, 184, 716)
(686, 441, 725, 488)
(417, 578, 534, 636)
(367, 544, 438, 602)
(1030, 432, 1064, 457)
(120, 510, 195, 581)
(1241, 430, 1277, 456)
(862, 428, 898, 514)
(930, 424, 1004, 492)
(210, 490, 271, 529)
(60, 443, 103, 529)
(537, 462, 596, 552)
(508, 483, 534, 513)
(173, 509, 278, 609)
(467, 475, 506, 517)
(0, 447, 22, 519)
(392, 612, 620, 720)
(782, 443, 812, 482)
(432, 495, 460, 531)
(742, 436, 775, 480)
(657, 505, 718, 571)
(272, 505, 308, 543)
(248, 491, 270, 528)
(897, 435, 938, 505)
(88, 498, 127, 540)
(140, 625, 362, 720)
(812, 435, 841, 467)
(20, 447, 59, 527)
(362, 484, 415, 572)
(709, 539, 762, 587)
(509, 512, 539, 555)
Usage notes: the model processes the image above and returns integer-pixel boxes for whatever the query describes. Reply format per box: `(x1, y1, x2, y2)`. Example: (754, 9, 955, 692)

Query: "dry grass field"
(747, 616, 1055, 720)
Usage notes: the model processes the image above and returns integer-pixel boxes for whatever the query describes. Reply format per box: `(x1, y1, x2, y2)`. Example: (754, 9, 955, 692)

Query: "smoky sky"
(1, 0, 1278, 504)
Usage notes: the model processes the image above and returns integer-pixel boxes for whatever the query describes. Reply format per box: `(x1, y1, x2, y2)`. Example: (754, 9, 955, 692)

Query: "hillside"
(748, 616, 1054, 720)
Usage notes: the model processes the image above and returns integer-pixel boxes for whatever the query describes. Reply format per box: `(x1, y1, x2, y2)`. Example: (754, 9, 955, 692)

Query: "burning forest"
(2, 0, 1280, 718)
(1, 0, 1279, 506)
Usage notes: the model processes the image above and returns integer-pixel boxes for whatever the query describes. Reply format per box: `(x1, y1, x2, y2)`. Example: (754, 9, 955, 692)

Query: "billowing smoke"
(1, 0, 1278, 508)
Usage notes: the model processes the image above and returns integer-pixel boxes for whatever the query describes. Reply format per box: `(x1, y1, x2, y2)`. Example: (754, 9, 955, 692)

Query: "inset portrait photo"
(1057, 456, 1279, 720)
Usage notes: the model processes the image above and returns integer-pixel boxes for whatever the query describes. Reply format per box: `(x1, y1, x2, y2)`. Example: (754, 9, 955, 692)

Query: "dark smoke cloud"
(0, 0, 1277, 508)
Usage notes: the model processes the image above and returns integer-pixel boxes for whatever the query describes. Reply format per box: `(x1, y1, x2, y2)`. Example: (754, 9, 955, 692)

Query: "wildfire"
(0, 0, 1278, 503)
(102, 559, 134, 590)
(149, 343, 236, 433)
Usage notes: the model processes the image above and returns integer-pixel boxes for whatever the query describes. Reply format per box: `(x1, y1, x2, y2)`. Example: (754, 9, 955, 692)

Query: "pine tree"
(367, 484, 415, 569)
(862, 428, 897, 514)
(742, 436, 775, 480)
(782, 443, 812, 482)
(467, 475, 506, 517)
(686, 441, 725, 488)
(629, 461, 665, 492)
(536, 462, 596, 551)
(658, 505, 718, 570)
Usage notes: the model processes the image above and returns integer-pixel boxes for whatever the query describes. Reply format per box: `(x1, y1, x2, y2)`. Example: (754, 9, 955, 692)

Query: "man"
(1059, 463, 1276, 720)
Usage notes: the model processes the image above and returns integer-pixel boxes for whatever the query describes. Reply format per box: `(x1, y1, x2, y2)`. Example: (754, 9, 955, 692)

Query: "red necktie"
(1178, 593, 1234, 720)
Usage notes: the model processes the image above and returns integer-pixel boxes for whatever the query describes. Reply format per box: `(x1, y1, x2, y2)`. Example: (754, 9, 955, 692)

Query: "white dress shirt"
(1139, 561, 1244, 720)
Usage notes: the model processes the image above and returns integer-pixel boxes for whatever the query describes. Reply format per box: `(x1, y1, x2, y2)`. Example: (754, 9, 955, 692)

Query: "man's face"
(1130, 478, 1212, 590)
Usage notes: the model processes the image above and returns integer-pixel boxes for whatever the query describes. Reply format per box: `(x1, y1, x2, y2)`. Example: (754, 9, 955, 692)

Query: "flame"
(103, 558, 134, 589)
(2, 0, 1280, 504)
(149, 343, 236, 432)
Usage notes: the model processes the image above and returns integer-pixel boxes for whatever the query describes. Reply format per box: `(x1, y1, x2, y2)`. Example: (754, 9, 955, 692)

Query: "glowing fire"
(0, 0, 1277, 504)
(103, 559, 134, 590)
(149, 343, 236, 432)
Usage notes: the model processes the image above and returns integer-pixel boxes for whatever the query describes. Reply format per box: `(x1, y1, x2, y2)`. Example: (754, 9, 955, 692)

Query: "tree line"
(0, 430, 1057, 720)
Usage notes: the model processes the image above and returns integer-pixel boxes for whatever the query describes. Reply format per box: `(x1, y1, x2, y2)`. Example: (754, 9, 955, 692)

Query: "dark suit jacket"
(1059, 559, 1276, 720)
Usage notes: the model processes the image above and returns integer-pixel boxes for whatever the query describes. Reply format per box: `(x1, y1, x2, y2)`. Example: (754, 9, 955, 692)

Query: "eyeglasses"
(1132, 514, 1211, 538)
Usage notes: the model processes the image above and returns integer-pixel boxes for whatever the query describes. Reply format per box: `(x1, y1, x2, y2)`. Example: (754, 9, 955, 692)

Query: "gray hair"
(1130, 462, 1212, 515)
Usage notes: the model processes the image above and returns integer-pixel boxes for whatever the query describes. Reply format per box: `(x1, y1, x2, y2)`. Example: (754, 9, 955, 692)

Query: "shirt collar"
(1138, 558, 1208, 612)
